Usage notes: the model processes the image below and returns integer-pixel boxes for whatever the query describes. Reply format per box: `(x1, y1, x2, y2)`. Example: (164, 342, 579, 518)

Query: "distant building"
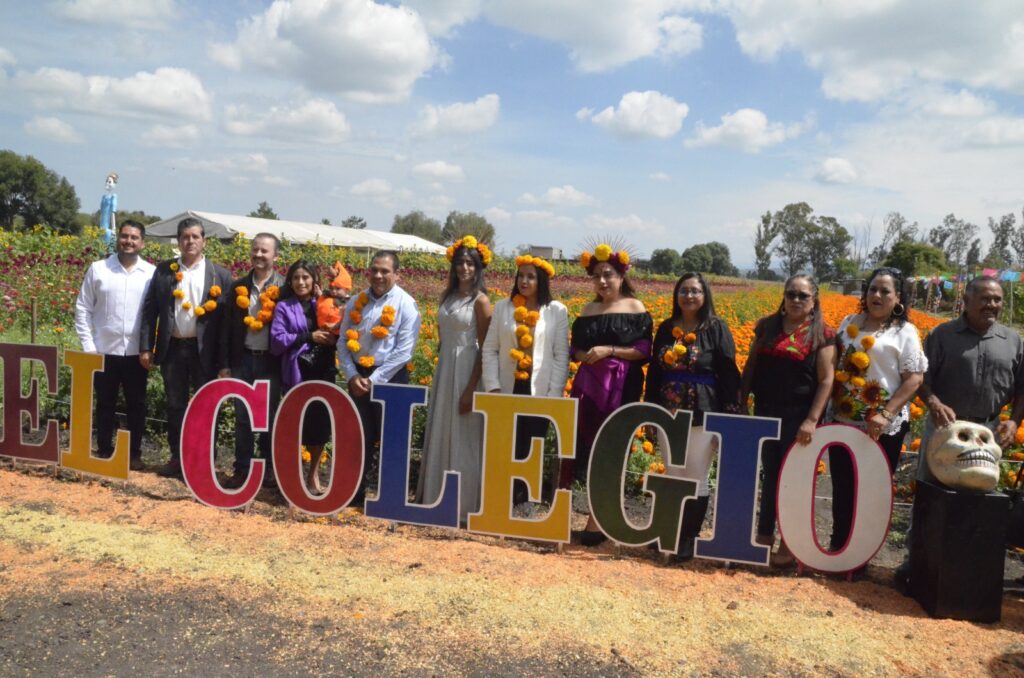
(529, 245, 563, 260)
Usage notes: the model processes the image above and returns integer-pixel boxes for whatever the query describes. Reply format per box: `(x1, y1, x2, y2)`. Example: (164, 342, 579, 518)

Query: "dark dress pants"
(160, 338, 211, 462)
(233, 349, 281, 476)
(829, 422, 908, 551)
(94, 354, 149, 459)
(352, 367, 409, 501)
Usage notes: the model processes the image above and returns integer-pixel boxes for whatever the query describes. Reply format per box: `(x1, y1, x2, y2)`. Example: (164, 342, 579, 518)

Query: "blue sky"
(2, 1, 1023, 266)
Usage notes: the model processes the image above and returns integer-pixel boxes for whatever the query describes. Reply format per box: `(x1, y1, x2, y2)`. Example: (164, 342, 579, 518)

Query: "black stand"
(909, 480, 1008, 622)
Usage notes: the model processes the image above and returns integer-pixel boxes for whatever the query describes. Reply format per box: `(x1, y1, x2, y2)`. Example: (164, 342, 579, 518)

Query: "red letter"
(273, 381, 363, 516)
(181, 379, 268, 509)
(0, 343, 59, 463)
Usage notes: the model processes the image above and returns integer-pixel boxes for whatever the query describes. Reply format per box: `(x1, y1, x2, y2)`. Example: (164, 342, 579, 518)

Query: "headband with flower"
(515, 254, 555, 278)
(446, 235, 493, 267)
(579, 243, 630, 275)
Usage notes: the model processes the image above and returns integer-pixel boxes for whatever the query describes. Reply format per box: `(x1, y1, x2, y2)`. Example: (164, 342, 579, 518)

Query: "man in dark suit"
(220, 233, 285, 489)
(139, 217, 232, 478)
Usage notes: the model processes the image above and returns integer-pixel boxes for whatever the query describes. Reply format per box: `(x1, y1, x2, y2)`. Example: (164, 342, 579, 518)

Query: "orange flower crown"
(446, 235, 493, 267)
(579, 243, 630, 275)
(514, 254, 555, 278)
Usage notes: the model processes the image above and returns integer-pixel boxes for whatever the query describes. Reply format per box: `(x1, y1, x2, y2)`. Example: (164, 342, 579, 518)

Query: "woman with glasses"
(644, 272, 741, 560)
(740, 274, 836, 566)
(827, 267, 926, 562)
(569, 244, 653, 545)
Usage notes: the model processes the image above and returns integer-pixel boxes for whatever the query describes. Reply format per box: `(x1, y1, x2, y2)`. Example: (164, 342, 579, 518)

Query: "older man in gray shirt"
(917, 275, 1024, 479)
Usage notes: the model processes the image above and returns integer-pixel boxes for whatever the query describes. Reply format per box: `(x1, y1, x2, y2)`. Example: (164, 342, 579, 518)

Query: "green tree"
(805, 216, 852, 280)
(248, 201, 279, 220)
(928, 213, 977, 266)
(771, 202, 815, 276)
(320, 217, 331, 225)
(441, 211, 496, 244)
(986, 212, 1016, 267)
(966, 238, 982, 268)
(704, 241, 739, 276)
(679, 243, 713, 273)
(649, 247, 680, 275)
(883, 241, 947, 276)
(391, 210, 444, 244)
(341, 216, 367, 229)
(868, 211, 918, 266)
(752, 211, 778, 280)
(0, 150, 81, 233)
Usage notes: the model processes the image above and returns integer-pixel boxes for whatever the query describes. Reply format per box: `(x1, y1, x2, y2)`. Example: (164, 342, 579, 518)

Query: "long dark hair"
(282, 259, 320, 301)
(511, 262, 552, 307)
(670, 272, 717, 329)
(590, 262, 636, 302)
(441, 246, 487, 304)
(860, 266, 907, 327)
(753, 274, 828, 352)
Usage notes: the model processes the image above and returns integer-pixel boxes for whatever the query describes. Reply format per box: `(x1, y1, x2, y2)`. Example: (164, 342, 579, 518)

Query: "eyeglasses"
(678, 289, 704, 297)
(784, 291, 812, 302)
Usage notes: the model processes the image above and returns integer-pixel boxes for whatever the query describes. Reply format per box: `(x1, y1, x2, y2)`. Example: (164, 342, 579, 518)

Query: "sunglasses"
(784, 291, 812, 302)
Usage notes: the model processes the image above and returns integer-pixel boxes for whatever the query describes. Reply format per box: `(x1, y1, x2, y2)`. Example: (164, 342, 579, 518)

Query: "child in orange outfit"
(316, 262, 352, 334)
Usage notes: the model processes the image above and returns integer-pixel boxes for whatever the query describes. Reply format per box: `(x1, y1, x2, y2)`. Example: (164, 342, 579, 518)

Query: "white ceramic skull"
(926, 421, 1002, 492)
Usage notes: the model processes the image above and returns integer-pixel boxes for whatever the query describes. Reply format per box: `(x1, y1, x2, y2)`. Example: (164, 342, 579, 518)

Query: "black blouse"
(570, 312, 653, 406)
(645, 317, 741, 426)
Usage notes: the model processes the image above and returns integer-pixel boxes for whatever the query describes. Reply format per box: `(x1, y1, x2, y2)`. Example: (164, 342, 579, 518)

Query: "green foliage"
(752, 211, 779, 280)
(987, 212, 1016, 267)
(248, 201, 279, 220)
(341, 216, 367, 229)
(679, 244, 713, 273)
(927, 213, 978, 266)
(441, 210, 496, 245)
(648, 248, 680, 275)
(0, 150, 81, 233)
(391, 210, 444, 244)
(883, 240, 947, 276)
(765, 202, 851, 279)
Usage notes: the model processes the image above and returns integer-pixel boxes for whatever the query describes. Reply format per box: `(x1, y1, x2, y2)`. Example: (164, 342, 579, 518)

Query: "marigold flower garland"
(344, 291, 396, 369)
(509, 293, 540, 381)
(235, 284, 280, 332)
(171, 262, 220, 316)
(514, 254, 555, 277)
(661, 325, 698, 368)
(833, 322, 889, 421)
(446, 235, 493, 266)
(579, 243, 630, 273)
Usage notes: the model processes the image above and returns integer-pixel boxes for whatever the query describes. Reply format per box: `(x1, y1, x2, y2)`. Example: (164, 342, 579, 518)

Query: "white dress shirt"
(173, 256, 206, 338)
(74, 254, 156, 355)
(338, 285, 421, 384)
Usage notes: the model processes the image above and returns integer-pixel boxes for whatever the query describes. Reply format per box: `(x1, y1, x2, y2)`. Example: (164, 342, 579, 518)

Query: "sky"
(1, 0, 1023, 265)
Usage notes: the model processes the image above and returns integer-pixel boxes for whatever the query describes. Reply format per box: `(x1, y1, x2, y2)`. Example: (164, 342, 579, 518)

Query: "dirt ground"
(1, 458, 1023, 677)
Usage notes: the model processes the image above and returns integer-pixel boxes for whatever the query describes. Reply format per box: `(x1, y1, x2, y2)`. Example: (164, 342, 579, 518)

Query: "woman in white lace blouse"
(827, 266, 928, 556)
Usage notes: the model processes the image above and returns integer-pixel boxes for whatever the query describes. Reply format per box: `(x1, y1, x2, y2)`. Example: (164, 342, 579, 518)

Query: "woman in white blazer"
(481, 255, 569, 503)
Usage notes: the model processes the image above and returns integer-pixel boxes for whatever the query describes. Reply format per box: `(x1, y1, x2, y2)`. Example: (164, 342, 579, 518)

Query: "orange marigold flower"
(194, 306, 206, 317)
(515, 324, 530, 337)
(267, 286, 280, 300)
(358, 355, 375, 368)
(346, 339, 361, 353)
(663, 350, 678, 366)
(835, 370, 850, 383)
(203, 300, 217, 312)
(509, 348, 525, 361)
(515, 370, 530, 381)
(172, 289, 185, 299)
(519, 334, 534, 349)
(250, 320, 263, 330)
(846, 324, 859, 338)
(642, 441, 654, 454)
(209, 285, 222, 297)
(513, 306, 528, 322)
(169, 262, 179, 272)
(525, 311, 540, 327)
(684, 332, 697, 344)
(673, 344, 687, 356)
(512, 294, 526, 307)
(257, 310, 273, 323)
(349, 311, 362, 324)
(671, 326, 684, 339)
(181, 302, 192, 311)
(175, 272, 184, 282)
(850, 351, 870, 370)
(371, 325, 390, 339)
(345, 329, 360, 341)
(235, 286, 248, 296)
(860, 335, 875, 350)
(236, 295, 250, 309)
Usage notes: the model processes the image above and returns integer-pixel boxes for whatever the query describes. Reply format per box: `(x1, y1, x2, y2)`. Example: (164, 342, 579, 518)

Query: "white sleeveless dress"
(416, 294, 485, 520)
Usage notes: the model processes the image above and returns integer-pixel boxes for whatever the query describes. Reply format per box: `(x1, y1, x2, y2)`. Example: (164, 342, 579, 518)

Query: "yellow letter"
(61, 351, 129, 479)
(467, 393, 576, 543)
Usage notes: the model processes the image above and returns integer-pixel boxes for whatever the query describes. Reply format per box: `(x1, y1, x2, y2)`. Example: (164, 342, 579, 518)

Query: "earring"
(893, 302, 905, 316)
(780, 307, 786, 316)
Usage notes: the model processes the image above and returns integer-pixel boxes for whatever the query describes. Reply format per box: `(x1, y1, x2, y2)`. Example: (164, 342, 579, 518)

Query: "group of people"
(75, 220, 1024, 570)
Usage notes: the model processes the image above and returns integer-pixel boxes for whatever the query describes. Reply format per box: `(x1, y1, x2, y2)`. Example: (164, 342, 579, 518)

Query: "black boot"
(675, 495, 710, 562)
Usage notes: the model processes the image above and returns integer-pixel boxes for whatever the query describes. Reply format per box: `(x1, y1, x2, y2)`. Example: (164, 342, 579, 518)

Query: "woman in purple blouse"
(568, 245, 652, 545)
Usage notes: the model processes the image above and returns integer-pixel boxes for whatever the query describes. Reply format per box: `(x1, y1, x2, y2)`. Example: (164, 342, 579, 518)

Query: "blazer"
(269, 296, 315, 390)
(481, 298, 570, 397)
(225, 269, 286, 369)
(139, 257, 232, 376)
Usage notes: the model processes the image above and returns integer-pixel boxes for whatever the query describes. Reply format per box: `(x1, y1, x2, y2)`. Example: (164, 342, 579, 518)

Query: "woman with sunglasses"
(827, 267, 926, 563)
(570, 244, 652, 545)
(740, 274, 836, 566)
(644, 272, 741, 560)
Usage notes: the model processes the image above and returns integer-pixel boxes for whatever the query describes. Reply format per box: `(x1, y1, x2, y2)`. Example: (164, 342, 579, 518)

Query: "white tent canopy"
(145, 210, 447, 254)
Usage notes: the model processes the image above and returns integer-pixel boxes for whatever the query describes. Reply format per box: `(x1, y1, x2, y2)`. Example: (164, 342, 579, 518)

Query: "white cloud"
(915, 88, 995, 118)
(485, 207, 511, 223)
(413, 160, 465, 182)
(350, 178, 393, 197)
(174, 152, 270, 175)
(649, 171, 671, 182)
(586, 90, 689, 139)
(15, 66, 211, 120)
(0, 48, 14, 68)
(685, 108, 802, 152)
(815, 157, 857, 184)
(413, 93, 499, 135)
(482, 1, 704, 72)
(718, 1, 1024, 101)
(55, 0, 179, 30)
(24, 116, 82, 144)
(225, 99, 350, 143)
(521, 184, 597, 207)
(140, 123, 199, 148)
(963, 117, 1024, 147)
(585, 213, 665, 236)
(209, 0, 438, 103)
(404, 0, 481, 36)
(514, 210, 576, 230)
(575, 107, 593, 121)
